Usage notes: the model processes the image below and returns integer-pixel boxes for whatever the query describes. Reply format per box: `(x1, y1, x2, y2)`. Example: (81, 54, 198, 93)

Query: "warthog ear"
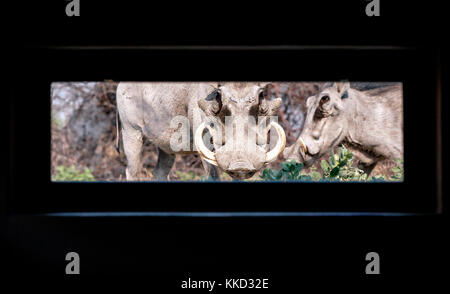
(258, 82, 272, 99)
(258, 97, 281, 116)
(331, 81, 350, 99)
(198, 88, 222, 115)
(306, 95, 315, 108)
(268, 98, 282, 115)
(335, 81, 350, 95)
(205, 88, 220, 101)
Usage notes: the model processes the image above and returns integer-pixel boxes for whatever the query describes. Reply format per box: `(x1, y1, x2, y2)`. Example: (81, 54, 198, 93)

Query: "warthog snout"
(226, 160, 257, 180)
(195, 119, 286, 180)
(282, 136, 308, 163)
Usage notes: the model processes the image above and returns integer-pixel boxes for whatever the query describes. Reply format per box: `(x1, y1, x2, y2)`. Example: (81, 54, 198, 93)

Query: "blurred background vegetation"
(51, 82, 401, 181)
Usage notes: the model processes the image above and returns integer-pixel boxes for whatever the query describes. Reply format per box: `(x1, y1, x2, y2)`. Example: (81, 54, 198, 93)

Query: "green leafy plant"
(368, 158, 403, 181)
(52, 165, 96, 181)
(258, 146, 405, 182)
(260, 160, 312, 181)
(308, 166, 322, 181)
(369, 174, 386, 181)
(320, 146, 367, 181)
(390, 159, 404, 181)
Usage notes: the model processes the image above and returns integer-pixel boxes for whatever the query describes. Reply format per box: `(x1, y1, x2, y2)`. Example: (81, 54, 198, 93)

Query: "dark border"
(7, 46, 442, 214)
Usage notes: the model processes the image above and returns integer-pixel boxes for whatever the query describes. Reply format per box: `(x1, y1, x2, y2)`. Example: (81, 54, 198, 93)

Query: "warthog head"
(195, 82, 286, 180)
(283, 82, 350, 167)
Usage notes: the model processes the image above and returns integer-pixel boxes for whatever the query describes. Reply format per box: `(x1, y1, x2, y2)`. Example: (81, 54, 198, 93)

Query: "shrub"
(369, 159, 404, 181)
(260, 160, 312, 181)
(259, 146, 402, 182)
(52, 165, 96, 181)
(390, 159, 404, 181)
(320, 147, 367, 181)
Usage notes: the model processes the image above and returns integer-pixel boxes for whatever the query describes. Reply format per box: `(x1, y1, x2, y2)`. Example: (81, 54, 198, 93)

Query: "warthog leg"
(153, 148, 175, 181)
(122, 126, 143, 181)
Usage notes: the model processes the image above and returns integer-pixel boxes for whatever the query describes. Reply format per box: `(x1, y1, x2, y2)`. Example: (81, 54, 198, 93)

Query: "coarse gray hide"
(116, 82, 286, 180)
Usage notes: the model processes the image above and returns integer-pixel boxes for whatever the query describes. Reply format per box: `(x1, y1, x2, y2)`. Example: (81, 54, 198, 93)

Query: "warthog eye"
(314, 95, 330, 119)
(204, 89, 223, 115)
(320, 95, 330, 103)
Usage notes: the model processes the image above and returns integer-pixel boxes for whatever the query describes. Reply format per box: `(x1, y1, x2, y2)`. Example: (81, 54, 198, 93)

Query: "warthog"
(116, 82, 286, 180)
(283, 82, 403, 175)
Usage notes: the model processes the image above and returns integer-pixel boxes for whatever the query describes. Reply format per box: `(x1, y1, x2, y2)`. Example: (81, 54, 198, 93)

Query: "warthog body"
(283, 82, 403, 175)
(117, 82, 286, 180)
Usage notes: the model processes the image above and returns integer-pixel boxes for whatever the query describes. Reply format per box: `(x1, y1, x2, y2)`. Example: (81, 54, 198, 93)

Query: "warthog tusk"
(265, 121, 286, 163)
(194, 122, 219, 166)
(298, 137, 307, 155)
